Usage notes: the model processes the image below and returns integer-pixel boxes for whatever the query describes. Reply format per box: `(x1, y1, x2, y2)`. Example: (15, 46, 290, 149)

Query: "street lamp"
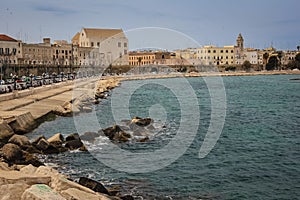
(29, 74, 33, 87)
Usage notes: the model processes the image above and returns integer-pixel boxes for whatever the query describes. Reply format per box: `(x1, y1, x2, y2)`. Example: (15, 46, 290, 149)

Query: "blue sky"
(1, 0, 299, 50)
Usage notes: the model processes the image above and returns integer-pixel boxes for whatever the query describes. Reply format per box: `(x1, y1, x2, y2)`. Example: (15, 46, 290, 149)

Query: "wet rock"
(1, 143, 23, 162)
(22, 151, 44, 167)
(131, 117, 153, 127)
(35, 138, 50, 151)
(8, 134, 31, 149)
(113, 132, 131, 142)
(138, 137, 150, 143)
(65, 133, 80, 142)
(21, 184, 66, 200)
(120, 195, 135, 200)
(102, 125, 131, 142)
(53, 105, 72, 117)
(65, 139, 84, 150)
(80, 132, 100, 143)
(31, 135, 46, 146)
(78, 177, 109, 195)
(82, 106, 93, 113)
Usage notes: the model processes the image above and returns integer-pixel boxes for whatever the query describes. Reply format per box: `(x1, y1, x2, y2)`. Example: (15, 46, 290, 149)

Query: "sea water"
(28, 75, 300, 199)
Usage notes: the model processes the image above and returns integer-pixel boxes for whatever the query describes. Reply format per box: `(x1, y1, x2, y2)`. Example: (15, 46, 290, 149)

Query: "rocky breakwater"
(53, 77, 120, 117)
(0, 130, 134, 199)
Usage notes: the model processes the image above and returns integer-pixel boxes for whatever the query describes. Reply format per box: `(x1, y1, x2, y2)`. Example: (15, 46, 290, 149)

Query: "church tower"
(236, 33, 244, 50)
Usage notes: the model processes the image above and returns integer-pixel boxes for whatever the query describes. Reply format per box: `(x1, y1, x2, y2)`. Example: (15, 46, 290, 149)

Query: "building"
(129, 51, 171, 66)
(196, 45, 235, 66)
(72, 28, 129, 66)
(0, 34, 23, 65)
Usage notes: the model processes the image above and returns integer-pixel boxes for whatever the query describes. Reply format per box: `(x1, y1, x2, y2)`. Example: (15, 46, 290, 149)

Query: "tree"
(277, 51, 283, 70)
(286, 60, 299, 70)
(242, 60, 252, 72)
(266, 56, 279, 70)
(295, 53, 300, 63)
(263, 52, 269, 70)
(297, 46, 300, 51)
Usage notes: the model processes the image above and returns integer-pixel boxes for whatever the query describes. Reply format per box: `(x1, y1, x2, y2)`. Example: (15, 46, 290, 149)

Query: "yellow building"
(129, 51, 170, 66)
(196, 45, 235, 66)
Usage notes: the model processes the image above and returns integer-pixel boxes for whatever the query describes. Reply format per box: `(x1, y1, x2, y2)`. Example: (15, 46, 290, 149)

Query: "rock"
(31, 135, 46, 145)
(0, 182, 30, 200)
(102, 125, 131, 142)
(0, 121, 14, 144)
(131, 117, 153, 127)
(78, 177, 110, 195)
(21, 184, 66, 200)
(22, 151, 44, 167)
(61, 188, 112, 200)
(35, 138, 50, 151)
(82, 106, 93, 112)
(53, 105, 72, 117)
(20, 164, 37, 175)
(65, 133, 80, 142)
(80, 132, 100, 143)
(113, 132, 131, 142)
(51, 176, 96, 194)
(79, 145, 88, 152)
(65, 139, 84, 150)
(8, 134, 31, 149)
(72, 105, 81, 114)
(1, 143, 23, 162)
(120, 195, 135, 200)
(8, 112, 36, 134)
(25, 145, 42, 154)
(0, 169, 51, 185)
(138, 137, 150, 143)
(0, 161, 11, 171)
(47, 133, 64, 146)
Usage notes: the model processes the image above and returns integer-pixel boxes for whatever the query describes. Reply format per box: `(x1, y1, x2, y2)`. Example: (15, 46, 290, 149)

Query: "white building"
(0, 34, 23, 65)
(72, 28, 129, 66)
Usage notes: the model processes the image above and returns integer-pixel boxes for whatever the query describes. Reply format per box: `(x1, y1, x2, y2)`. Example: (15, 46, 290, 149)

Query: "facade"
(129, 51, 171, 66)
(72, 28, 129, 66)
(196, 45, 235, 66)
(0, 34, 23, 65)
(22, 38, 52, 65)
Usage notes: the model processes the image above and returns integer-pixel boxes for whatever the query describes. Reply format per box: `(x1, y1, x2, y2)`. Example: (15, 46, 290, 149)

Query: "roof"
(0, 34, 18, 42)
(82, 28, 124, 38)
(72, 32, 80, 43)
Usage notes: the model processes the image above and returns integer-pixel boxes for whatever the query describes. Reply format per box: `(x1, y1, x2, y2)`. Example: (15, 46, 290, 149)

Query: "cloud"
(32, 5, 77, 15)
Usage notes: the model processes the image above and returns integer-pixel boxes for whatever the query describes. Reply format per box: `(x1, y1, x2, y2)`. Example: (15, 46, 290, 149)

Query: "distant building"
(129, 51, 171, 66)
(0, 34, 23, 65)
(196, 45, 235, 66)
(72, 28, 129, 66)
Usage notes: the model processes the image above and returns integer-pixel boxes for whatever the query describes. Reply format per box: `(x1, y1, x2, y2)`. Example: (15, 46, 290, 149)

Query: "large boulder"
(80, 132, 100, 143)
(61, 188, 112, 200)
(35, 138, 50, 151)
(78, 177, 109, 195)
(22, 151, 44, 167)
(35, 138, 63, 154)
(0, 169, 51, 185)
(65, 140, 84, 150)
(47, 133, 64, 147)
(53, 105, 72, 117)
(0, 182, 30, 200)
(102, 125, 131, 142)
(21, 184, 66, 200)
(8, 112, 36, 134)
(1, 143, 23, 162)
(8, 134, 31, 149)
(65, 133, 80, 142)
(0, 121, 14, 144)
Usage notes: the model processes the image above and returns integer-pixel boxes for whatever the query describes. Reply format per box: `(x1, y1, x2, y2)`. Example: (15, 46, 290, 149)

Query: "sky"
(1, 0, 299, 50)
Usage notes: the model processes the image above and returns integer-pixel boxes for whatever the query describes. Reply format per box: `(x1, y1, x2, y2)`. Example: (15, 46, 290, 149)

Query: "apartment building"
(0, 34, 23, 65)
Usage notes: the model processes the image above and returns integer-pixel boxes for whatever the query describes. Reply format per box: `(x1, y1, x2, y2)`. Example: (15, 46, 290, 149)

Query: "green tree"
(242, 60, 252, 72)
(286, 60, 299, 70)
(266, 56, 279, 70)
(295, 53, 300, 63)
(277, 51, 283, 70)
(263, 52, 269, 69)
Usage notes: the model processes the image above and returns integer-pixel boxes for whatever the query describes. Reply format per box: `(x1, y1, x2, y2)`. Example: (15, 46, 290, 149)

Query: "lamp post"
(29, 74, 33, 87)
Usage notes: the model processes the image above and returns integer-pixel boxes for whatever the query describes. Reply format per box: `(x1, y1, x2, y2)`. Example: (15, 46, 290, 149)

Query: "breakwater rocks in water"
(0, 132, 134, 200)
(53, 78, 120, 117)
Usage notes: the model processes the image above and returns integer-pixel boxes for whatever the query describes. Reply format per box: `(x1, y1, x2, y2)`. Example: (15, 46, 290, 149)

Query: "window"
(220, 50, 223, 53)
(226, 50, 228, 53)
(231, 50, 234, 53)
(91, 42, 94, 47)
(62, 50, 64, 54)
(118, 42, 121, 47)
(0, 48, 3, 55)
(97, 42, 100, 47)
(213, 50, 216, 53)
(124, 42, 127, 47)
(5, 48, 9, 55)
(124, 50, 127, 55)
(208, 50, 211, 53)
(12, 48, 17, 55)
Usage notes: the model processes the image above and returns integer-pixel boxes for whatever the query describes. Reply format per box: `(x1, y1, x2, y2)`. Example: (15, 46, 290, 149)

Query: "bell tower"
(236, 33, 244, 50)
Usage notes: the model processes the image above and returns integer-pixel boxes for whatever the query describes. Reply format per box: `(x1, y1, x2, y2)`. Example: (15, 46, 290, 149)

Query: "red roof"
(0, 34, 18, 42)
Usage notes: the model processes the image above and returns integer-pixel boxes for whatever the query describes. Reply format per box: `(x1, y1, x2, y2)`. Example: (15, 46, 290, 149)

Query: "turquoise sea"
(28, 74, 300, 199)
